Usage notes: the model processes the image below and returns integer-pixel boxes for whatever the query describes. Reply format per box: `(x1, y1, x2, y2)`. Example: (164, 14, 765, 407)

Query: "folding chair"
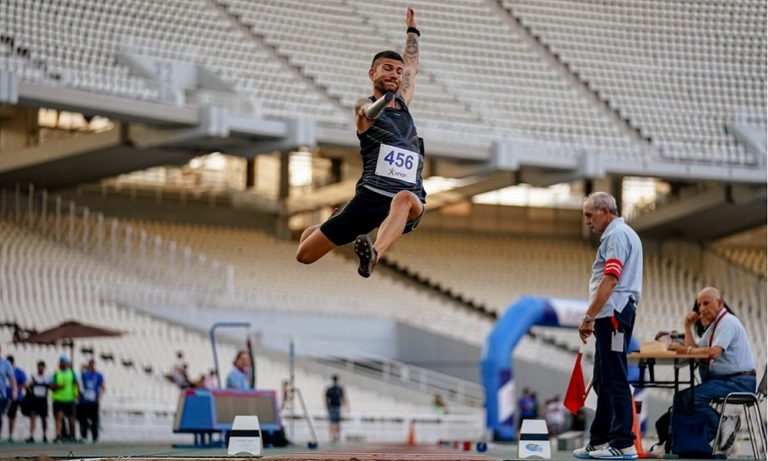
(712, 368, 767, 458)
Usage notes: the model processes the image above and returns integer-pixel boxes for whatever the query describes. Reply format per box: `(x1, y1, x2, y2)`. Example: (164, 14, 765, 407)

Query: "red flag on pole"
(563, 350, 586, 415)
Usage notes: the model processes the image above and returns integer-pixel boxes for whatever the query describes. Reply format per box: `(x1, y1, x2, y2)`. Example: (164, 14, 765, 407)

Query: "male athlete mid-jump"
(296, 8, 425, 278)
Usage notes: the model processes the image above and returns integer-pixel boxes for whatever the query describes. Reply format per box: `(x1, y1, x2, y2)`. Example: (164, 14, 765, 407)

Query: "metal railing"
(3, 184, 484, 406)
(247, 318, 484, 407)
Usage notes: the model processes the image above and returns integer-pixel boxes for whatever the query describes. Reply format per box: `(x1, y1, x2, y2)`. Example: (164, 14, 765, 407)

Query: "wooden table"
(627, 352, 710, 400)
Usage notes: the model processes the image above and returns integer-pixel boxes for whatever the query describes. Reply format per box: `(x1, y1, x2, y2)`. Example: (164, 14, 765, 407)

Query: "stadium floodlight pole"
(365, 92, 394, 120)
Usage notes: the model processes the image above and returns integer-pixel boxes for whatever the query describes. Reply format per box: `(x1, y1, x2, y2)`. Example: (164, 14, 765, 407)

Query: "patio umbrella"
(19, 320, 123, 365)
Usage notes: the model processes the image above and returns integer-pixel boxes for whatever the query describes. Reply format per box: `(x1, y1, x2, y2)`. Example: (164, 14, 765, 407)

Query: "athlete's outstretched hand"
(406, 7, 416, 29)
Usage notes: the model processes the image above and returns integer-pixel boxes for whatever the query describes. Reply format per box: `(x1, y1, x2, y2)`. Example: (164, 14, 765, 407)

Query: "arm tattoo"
(405, 33, 419, 59)
(400, 34, 419, 98)
(401, 72, 412, 96)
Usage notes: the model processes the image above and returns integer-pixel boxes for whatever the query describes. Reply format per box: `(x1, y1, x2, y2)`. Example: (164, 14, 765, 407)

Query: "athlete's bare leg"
(296, 226, 337, 264)
(299, 225, 319, 245)
(374, 190, 423, 256)
(353, 190, 422, 277)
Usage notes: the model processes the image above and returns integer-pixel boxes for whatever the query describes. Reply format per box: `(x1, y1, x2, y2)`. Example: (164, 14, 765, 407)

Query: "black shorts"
(320, 187, 424, 246)
(53, 401, 75, 417)
(7, 399, 19, 418)
(328, 406, 342, 423)
(28, 397, 48, 417)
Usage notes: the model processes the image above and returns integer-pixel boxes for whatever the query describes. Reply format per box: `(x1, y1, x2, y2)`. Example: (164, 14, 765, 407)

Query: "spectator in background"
(191, 373, 206, 389)
(280, 380, 291, 411)
(518, 388, 535, 427)
(530, 391, 540, 419)
(25, 361, 50, 443)
(432, 394, 447, 415)
(544, 396, 567, 435)
(325, 375, 347, 443)
(173, 351, 190, 389)
(78, 359, 105, 443)
(0, 347, 17, 441)
(179, 364, 191, 388)
(225, 351, 252, 390)
(203, 370, 217, 390)
(5, 355, 26, 442)
(51, 354, 78, 443)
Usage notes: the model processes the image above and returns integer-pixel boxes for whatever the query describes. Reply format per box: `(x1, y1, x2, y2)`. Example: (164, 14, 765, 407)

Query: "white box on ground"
(227, 415, 263, 457)
(518, 419, 551, 459)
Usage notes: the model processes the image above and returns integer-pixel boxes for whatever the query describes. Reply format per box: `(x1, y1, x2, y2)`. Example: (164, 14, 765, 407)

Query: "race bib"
(33, 385, 47, 398)
(84, 389, 97, 401)
(375, 144, 419, 184)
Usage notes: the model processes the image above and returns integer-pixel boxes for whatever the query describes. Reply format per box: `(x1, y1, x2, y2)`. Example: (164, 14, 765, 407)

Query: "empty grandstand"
(0, 0, 764, 458)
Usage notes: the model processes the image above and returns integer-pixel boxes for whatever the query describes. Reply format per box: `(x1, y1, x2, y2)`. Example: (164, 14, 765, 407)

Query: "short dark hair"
(371, 50, 403, 68)
(234, 350, 248, 364)
(6, 355, 13, 365)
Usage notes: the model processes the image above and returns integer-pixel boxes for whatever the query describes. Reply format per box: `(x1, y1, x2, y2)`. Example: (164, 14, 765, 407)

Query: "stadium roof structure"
(2, 76, 764, 241)
(1, 74, 764, 192)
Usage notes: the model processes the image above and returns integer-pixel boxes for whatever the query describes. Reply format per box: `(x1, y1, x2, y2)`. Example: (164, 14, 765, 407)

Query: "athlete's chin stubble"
(376, 81, 399, 94)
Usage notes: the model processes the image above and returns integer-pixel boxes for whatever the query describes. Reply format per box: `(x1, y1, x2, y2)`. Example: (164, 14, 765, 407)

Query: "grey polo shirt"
(697, 312, 756, 375)
(588, 217, 643, 319)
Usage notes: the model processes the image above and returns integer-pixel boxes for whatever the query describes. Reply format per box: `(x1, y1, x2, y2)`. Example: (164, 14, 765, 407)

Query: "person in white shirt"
(668, 287, 756, 453)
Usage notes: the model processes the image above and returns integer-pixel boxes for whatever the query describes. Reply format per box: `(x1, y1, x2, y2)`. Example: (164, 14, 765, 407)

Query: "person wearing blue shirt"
(0, 347, 18, 441)
(325, 375, 348, 443)
(518, 387, 536, 428)
(225, 351, 252, 390)
(575, 192, 643, 460)
(668, 287, 756, 456)
(5, 356, 27, 442)
(78, 359, 105, 442)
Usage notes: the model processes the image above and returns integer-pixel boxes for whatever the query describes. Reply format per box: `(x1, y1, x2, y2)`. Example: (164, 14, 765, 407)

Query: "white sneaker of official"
(518, 419, 551, 459)
(227, 415, 263, 457)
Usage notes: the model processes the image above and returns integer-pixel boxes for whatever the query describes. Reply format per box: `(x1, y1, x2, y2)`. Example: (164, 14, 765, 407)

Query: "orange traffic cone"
(407, 421, 416, 447)
(631, 394, 648, 458)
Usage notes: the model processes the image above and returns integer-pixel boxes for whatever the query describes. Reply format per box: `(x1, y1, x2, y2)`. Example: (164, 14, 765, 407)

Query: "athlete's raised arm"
(398, 7, 419, 105)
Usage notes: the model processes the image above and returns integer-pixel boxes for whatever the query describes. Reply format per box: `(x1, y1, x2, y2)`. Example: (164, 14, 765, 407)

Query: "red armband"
(604, 258, 623, 278)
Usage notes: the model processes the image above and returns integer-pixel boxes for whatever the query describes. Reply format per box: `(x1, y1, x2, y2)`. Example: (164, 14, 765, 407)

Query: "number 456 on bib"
(375, 144, 419, 184)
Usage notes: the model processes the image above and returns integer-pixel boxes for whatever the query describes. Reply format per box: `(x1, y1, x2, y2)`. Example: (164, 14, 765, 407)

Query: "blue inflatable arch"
(482, 296, 640, 441)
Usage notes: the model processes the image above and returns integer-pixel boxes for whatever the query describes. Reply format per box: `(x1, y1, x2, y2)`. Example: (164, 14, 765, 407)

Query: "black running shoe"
(353, 234, 378, 278)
